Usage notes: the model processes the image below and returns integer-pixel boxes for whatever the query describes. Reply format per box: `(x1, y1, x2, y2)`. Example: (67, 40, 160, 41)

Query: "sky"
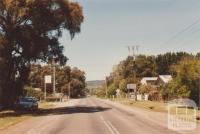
(60, 0, 200, 81)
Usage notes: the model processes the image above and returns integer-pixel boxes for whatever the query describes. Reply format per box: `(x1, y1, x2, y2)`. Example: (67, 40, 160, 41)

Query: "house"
(140, 75, 172, 86)
(140, 75, 173, 101)
(34, 88, 42, 91)
(140, 77, 158, 86)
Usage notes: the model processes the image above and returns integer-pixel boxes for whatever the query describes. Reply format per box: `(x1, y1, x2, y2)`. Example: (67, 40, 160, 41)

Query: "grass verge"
(0, 102, 56, 130)
(112, 98, 200, 124)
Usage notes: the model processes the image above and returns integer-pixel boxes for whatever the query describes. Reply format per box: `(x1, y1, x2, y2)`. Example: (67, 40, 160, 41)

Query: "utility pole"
(68, 70, 71, 100)
(68, 81, 71, 100)
(44, 81, 46, 101)
(127, 45, 140, 101)
(105, 77, 108, 98)
(199, 78, 200, 109)
(197, 56, 200, 109)
(52, 59, 56, 95)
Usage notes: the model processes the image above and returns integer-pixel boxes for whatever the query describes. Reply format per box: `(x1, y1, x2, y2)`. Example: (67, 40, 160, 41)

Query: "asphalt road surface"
(1, 98, 199, 134)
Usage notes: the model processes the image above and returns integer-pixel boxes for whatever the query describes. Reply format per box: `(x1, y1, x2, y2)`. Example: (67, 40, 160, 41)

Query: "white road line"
(100, 116, 121, 134)
(100, 116, 116, 134)
(107, 121, 120, 134)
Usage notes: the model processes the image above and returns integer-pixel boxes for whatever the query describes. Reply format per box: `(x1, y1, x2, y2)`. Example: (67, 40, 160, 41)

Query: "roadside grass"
(39, 102, 56, 109)
(112, 98, 200, 124)
(0, 112, 31, 130)
(113, 98, 168, 112)
(0, 102, 56, 130)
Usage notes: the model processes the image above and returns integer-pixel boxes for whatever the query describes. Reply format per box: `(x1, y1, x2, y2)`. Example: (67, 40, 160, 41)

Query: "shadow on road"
(0, 106, 111, 118)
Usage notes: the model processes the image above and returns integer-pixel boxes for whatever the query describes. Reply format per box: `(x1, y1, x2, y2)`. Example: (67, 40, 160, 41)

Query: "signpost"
(127, 84, 136, 90)
(127, 84, 137, 100)
(44, 75, 52, 101)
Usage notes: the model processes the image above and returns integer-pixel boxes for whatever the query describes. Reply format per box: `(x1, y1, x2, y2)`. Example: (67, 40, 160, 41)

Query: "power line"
(149, 17, 200, 54)
(165, 17, 200, 44)
(173, 30, 200, 50)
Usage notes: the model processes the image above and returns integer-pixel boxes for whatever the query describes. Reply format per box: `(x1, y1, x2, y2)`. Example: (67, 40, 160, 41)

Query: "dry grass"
(0, 102, 56, 130)
(39, 102, 56, 109)
(113, 98, 200, 124)
(114, 98, 168, 112)
(0, 116, 30, 130)
(0, 110, 31, 130)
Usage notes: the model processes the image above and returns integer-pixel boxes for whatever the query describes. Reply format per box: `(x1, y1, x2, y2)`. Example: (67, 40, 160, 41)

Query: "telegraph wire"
(165, 17, 200, 44)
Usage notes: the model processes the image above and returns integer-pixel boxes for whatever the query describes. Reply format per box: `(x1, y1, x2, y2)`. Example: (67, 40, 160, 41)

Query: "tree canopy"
(0, 0, 84, 106)
(161, 58, 200, 104)
(28, 64, 86, 98)
(100, 52, 200, 102)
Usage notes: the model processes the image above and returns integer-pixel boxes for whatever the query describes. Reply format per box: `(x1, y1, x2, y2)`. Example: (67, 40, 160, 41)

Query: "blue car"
(15, 97, 38, 111)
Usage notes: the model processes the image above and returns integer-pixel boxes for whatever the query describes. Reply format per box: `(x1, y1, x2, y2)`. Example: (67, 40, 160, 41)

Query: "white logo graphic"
(168, 99, 197, 130)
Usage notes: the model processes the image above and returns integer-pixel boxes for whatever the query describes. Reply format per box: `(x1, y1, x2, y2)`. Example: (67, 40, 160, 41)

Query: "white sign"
(45, 75, 52, 83)
(144, 94, 149, 101)
(127, 84, 136, 90)
(137, 94, 142, 101)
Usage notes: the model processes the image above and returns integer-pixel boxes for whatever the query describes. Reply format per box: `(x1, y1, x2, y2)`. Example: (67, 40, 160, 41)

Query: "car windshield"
(20, 98, 35, 102)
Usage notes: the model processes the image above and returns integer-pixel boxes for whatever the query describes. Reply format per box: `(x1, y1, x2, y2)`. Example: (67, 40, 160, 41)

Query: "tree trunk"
(0, 53, 19, 107)
(0, 63, 15, 107)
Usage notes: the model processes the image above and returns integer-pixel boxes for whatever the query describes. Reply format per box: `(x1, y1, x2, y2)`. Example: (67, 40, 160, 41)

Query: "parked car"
(15, 97, 38, 111)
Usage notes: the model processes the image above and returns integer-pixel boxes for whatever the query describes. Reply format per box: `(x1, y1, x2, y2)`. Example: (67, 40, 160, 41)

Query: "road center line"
(100, 116, 115, 134)
(107, 121, 120, 134)
(100, 116, 120, 134)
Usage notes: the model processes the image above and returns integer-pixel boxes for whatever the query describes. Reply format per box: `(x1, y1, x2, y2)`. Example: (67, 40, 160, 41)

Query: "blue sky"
(60, 0, 200, 81)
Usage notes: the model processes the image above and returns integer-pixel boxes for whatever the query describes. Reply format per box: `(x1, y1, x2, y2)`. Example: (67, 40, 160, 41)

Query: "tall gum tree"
(0, 0, 84, 107)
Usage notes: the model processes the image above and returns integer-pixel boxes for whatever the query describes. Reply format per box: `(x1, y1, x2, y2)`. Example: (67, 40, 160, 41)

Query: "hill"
(86, 80, 105, 89)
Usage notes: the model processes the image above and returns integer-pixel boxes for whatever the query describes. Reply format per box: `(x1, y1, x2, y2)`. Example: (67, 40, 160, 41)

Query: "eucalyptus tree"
(0, 0, 84, 106)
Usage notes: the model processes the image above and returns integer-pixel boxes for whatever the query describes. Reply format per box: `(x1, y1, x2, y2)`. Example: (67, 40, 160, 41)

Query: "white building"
(158, 75, 172, 84)
(140, 75, 172, 86)
(140, 77, 158, 85)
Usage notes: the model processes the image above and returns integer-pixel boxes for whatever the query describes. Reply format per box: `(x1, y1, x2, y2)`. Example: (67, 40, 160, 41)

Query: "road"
(1, 98, 199, 134)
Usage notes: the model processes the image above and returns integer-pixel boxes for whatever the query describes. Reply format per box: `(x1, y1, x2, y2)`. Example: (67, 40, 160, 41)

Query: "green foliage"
(69, 67, 86, 98)
(107, 84, 117, 96)
(119, 79, 127, 93)
(28, 65, 86, 98)
(161, 58, 200, 104)
(106, 52, 200, 103)
(96, 86, 106, 98)
(23, 86, 44, 100)
(56, 66, 71, 93)
(107, 55, 157, 93)
(139, 85, 152, 94)
(135, 55, 156, 77)
(155, 52, 191, 74)
(0, 0, 84, 106)
(196, 52, 200, 59)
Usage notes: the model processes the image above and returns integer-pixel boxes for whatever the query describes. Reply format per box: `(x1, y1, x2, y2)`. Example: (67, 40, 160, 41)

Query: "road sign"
(45, 75, 52, 84)
(127, 84, 136, 90)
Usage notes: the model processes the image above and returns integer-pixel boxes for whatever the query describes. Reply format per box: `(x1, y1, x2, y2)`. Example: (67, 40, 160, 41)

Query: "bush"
(23, 86, 44, 100)
(108, 84, 117, 96)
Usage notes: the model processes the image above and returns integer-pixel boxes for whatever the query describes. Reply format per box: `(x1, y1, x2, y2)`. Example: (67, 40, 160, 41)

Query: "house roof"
(140, 77, 158, 85)
(140, 75, 172, 85)
(159, 75, 172, 83)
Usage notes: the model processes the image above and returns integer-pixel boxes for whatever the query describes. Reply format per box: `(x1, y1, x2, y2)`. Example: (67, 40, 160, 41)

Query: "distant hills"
(86, 80, 105, 89)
